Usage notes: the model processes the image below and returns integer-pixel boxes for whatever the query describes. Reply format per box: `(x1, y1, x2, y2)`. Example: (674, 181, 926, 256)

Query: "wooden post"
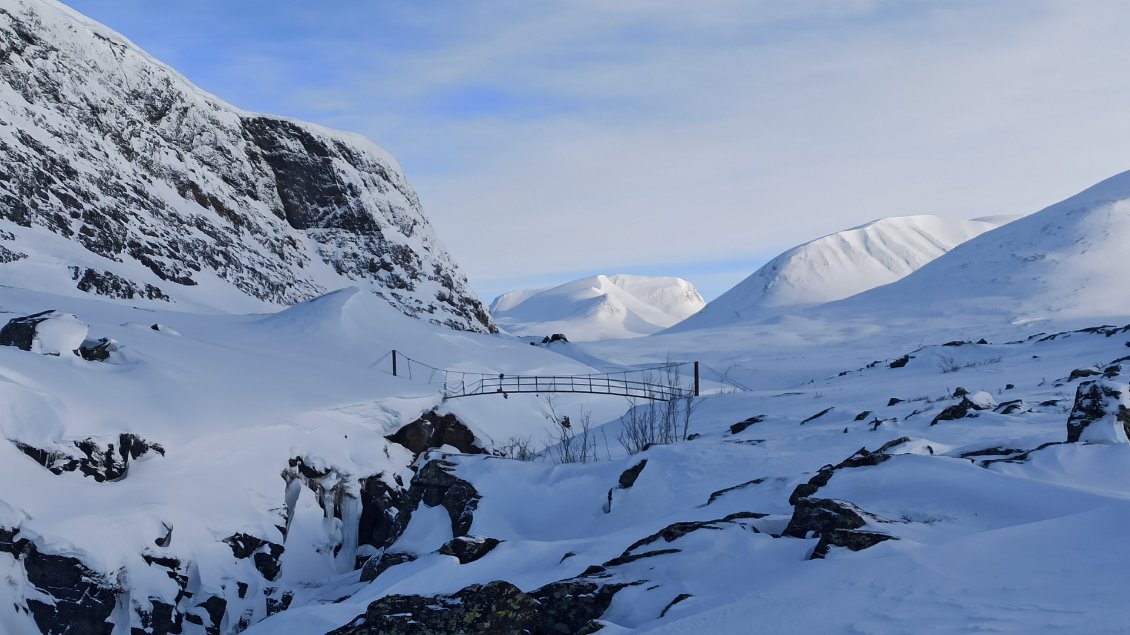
(392, 350, 398, 377)
(693, 361, 700, 397)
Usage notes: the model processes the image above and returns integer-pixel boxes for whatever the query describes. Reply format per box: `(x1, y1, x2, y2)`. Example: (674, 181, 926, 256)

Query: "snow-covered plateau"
(491, 274, 705, 341)
(1, 1, 1130, 635)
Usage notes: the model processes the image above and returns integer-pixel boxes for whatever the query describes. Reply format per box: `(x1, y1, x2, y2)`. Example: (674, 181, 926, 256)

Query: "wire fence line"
(378, 350, 752, 401)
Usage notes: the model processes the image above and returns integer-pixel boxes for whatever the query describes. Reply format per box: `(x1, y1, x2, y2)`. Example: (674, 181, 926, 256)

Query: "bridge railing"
(386, 350, 705, 401)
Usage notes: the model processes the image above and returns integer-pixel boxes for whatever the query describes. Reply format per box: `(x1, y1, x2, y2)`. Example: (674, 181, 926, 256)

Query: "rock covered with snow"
(491, 274, 705, 341)
(0, 0, 493, 331)
(0, 309, 86, 355)
(1067, 379, 1130, 443)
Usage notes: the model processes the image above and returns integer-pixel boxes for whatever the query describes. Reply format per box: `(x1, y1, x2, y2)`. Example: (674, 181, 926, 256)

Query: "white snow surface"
(675, 214, 1007, 330)
(491, 274, 705, 341)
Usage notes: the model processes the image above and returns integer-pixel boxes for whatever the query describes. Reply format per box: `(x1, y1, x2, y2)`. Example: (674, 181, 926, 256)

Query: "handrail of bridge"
(383, 350, 720, 401)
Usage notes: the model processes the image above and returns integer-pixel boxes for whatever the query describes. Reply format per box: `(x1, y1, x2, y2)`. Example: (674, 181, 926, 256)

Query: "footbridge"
(383, 351, 721, 401)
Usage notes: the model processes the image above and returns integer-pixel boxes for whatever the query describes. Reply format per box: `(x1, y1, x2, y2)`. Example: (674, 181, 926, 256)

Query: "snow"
(673, 214, 1009, 331)
(27, 312, 87, 356)
(491, 274, 705, 341)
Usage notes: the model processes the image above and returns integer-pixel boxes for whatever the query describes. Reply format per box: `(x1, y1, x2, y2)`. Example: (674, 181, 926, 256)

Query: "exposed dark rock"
(70, 266, 169, 301)
(889, 355, 912, 368)
(22, 544, 117, 635)
(887, 398, 903, 406)
(395, 459, 481, 540)
(14, 433, 164, 482)
(184, 595, 227, 635)
(327, 578, 625, 635)
(266, 591, 294, 617)
(729, 415, 763, 434)
(622, 512, 766, 556)
(1070, 368, 1102, 380)
(994, 400, 1025, 415)
(385, 410, 486, 456)
(438, 535, 502, 564)
(788, 442, 906, 505)
(618, 459, 648, 489)
(943, 340, 969, 347)
(953, 386, 969, 397)
(660, 593, 693, 618)
(357, 473, 407, 550)
(783, 497, 872, 539)
(706, 478, 766, 506)
(810, 528, 897, 559)
(134, 597, 183, 635)
(77, 337, 114, 361)
(541, 333, 569, 344)
(800, 407, 834, 425)
(359, 551, 417, 583)
(930, 396, 990, 426)
(0, 309, 61, 351)
(1066, 380, 1130, 443)
(222, 532, 284, 581)
(854, 410, 872, 421)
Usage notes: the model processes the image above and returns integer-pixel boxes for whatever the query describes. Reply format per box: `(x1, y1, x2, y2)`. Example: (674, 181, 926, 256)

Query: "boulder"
(386, 410, 486, 456)
(729, 415, 763, 434)
(359, 551, 417, 583)
(1066, 380, 1130, 443)
(22, 544, 117, 635)
(810, 528, 896, 559)
(327, 578, 622, 635)
(438, 535, 502, 564)
(0, 310, 88, 355)
(14, 433, 164, 482)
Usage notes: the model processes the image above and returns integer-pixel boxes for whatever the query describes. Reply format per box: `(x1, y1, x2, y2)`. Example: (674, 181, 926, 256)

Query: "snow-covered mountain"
(834, 171, 1130, 324)
(490, 274, 705, 341)
(675, 215, 1008, 331)
(0, 0, 493, 331)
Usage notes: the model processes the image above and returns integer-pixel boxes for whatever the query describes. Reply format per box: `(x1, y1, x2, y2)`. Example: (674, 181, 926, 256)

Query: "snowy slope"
(832, 171, 1130, 325)
(675, 215, 1007, 330)
(491, 274, 705, 341)
(0, 0, 493, 331)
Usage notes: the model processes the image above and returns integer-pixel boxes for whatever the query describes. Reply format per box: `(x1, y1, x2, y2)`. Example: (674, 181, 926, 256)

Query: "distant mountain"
(836, 171, 1130, 323)
(0, 0, 493, 331)
(491, 274, 705, 341)
(673, 214, 1009, 331)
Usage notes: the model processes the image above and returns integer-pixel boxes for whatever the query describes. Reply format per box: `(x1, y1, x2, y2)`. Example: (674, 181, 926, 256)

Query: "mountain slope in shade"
(0, 0, 493, 330)
(491, 274, 705, 341)
(835, 171, 1130, 324)
(674, 215, 1008, 331)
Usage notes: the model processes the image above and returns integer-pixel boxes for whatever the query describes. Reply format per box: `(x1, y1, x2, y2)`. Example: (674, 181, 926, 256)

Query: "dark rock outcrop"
(386, 410, 486, 456)
(730, 415, 763, 434)
(328, 579, 623, 635)
(1066, 380, 1130, 443)
(810, 528, 896, 559)
(788, 440, 908, 505)
(223, 532, 284, 581)
(71, 266, 169, 301)
(359, 551, 417, 583)
(14, 433, 164, 482)
(438, 535, 502, 564)
(399, 459, 481, 539)
(77, 337, 115, 361)
(617, 459, 648, 489)
(930, 396, 990, 426)
(21, 544, 117, 635)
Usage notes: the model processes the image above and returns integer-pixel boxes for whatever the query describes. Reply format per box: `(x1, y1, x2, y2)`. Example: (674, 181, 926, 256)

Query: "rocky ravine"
(0, 0, 493, 331)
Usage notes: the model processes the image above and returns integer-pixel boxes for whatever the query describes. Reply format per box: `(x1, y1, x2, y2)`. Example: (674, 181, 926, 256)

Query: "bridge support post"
(694, 361, 700, 396)
(392, 350, 398, 377)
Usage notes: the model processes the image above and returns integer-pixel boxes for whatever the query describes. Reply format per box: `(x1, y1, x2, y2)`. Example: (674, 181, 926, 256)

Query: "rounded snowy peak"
(838, 170, 1130, 323)
(675, 214, 1008, 331)
(490, 274, 705, 341)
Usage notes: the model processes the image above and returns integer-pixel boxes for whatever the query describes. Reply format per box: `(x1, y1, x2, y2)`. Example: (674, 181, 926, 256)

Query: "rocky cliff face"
(0, 0, 494, 331)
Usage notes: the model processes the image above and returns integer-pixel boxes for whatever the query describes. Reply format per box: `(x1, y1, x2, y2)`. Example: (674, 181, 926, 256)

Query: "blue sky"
(61, 0, 1130, 301)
